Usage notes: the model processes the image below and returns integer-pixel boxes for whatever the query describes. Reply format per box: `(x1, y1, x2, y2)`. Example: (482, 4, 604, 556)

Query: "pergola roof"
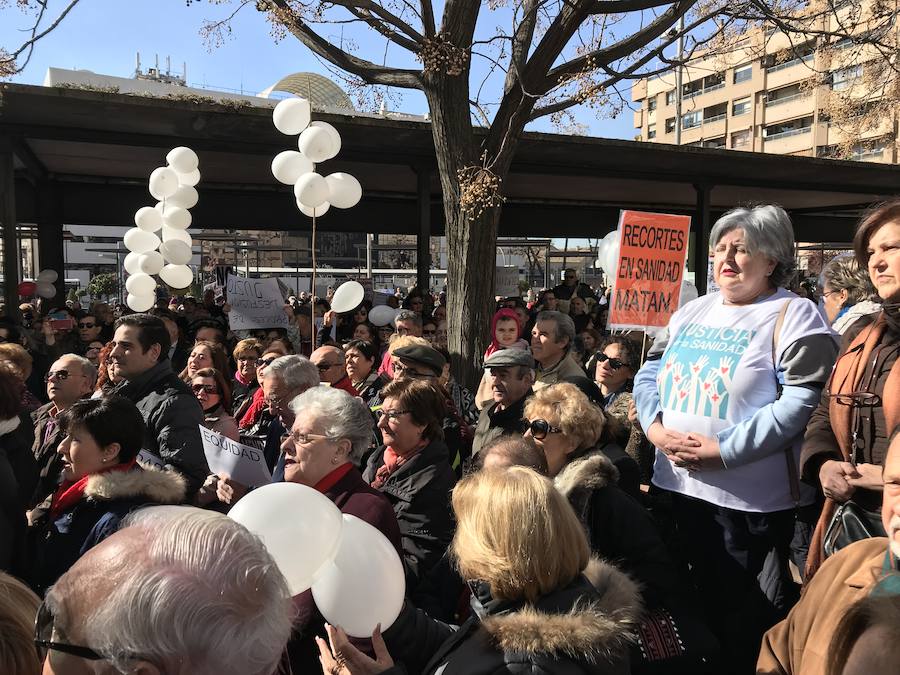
(3, 82, 898, 242)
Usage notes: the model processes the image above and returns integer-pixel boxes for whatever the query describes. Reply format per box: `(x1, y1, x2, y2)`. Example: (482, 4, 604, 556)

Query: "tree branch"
(331, 0, 425, 45)
(420, 0, 436, 36)
(590, 0, 684, 12)
(261, 0, 423, 88)
(340, 4, 422, 52)
(1, 0, 83, 76)
(504, 0, 540, 95)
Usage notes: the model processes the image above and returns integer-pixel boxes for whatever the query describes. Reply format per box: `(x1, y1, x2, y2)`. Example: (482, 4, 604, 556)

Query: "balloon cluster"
(270, 98, 362, 216)
(17, 269, 59, 300)
(123, 147, 201, 311)
(229, 483, 404, 638)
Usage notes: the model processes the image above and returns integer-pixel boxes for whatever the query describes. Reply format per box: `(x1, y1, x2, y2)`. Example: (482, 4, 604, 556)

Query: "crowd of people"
(0, 198, 898, 674)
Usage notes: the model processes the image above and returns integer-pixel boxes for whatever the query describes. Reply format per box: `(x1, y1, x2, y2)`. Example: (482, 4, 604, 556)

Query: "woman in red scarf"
(24, 396, 186, 596)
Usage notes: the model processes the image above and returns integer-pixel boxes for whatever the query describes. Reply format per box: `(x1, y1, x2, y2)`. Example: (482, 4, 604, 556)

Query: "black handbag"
(823, 500, 886, 558)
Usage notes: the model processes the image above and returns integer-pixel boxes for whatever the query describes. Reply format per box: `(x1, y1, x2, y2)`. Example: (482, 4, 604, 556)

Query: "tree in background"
(87, 272, 118, 301)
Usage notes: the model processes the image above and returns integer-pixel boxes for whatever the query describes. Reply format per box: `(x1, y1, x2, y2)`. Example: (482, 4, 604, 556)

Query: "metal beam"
(693, 183, 712, 294)
(0, 141, 18, 315)
(416, 167, 432, 292)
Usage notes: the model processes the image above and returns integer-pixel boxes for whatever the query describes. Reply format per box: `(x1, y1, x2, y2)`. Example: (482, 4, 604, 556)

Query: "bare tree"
(0, 1, 84, 78)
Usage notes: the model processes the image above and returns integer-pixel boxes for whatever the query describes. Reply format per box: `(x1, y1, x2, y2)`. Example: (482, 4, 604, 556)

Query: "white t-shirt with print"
(652, 288, 832, 512)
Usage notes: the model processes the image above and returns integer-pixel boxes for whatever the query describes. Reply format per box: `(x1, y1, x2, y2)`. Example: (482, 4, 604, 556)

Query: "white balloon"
(149, 166, 179, 200)
(159, 264, 194, 289)
(293, 172, 329, 208)
(166, 146, 199, 174)
(325, 173, 362, 209)
(36, 282, 56, 299)
(154, 201, 167, 215)
(309, 121, 341, 160)
(177, 169, 201, 187)
(137, 251, 165, 275)
(167, 185, 199, 209)
(37, 269, 59, 283)
(163, 206, 192, 230)
(161, 226, 192, 245)
(123, 251, 142, 275)
(603, 241, 620, 276)
(297, 126, 335, 163)
(272, 151, 314, 186)
(311, 515, 405, 638)
(159, 240, 193, 266)
(134, 206, 163, 232)
(125, 273, 156, 296)
(123, 228, 161, 255)
(679, 280, 699, 307)
(297, 200, 329, 218)
(126, 292, 155, 312)
(273, 97, 311, 135)
(368, 305, 399, 327)
(228, 482, 343, 595)
(330, 281, 365, 314)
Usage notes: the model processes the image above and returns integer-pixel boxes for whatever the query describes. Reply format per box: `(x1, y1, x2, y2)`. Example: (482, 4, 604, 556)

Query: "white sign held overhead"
(199, 426, 273, 489)
(226, 274, 289, 330)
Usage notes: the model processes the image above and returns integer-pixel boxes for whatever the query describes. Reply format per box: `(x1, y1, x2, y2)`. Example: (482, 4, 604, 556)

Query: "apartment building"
(632, 3, 896, 163)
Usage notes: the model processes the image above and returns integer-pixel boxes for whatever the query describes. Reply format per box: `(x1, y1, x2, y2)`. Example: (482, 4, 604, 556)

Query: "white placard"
(226, 274, 290, 330)
(200, 425, 273, 488)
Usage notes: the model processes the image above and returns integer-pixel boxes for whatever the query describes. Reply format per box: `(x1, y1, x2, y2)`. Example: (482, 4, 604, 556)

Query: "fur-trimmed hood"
(480, 556, 642, 661)
(554, 449, 620, 497)
(84, 465, 186, 504)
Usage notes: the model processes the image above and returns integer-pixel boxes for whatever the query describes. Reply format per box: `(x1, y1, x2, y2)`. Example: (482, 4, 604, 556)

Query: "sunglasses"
(192, 384, 218, 395)
(526, 418, 562, 440)
(34, 598, 105, 661)
(44, 370, 72, 382)
(596, 353, 628, 370)
(377, 409, 410, 421)
(316, 362, 341, 371)
(77, 322, 96, 329)
(258, 357, 277, 367)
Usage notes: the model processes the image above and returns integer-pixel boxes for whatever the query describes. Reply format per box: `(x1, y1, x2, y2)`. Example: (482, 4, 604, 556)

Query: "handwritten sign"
(226, 274, 289, 330)
(137, 449, 166, 470)
(199, 426, 272, 488)
(609, 210, 692, 330)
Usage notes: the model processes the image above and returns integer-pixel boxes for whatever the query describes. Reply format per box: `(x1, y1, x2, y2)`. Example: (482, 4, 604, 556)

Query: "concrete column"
(415, 167, 432, 293)
(37, 181, 65, 299)
(693, 183, 712, 293)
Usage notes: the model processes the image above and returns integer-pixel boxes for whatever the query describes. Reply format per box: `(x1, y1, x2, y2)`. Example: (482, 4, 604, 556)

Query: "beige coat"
(756, 537, 889, 675)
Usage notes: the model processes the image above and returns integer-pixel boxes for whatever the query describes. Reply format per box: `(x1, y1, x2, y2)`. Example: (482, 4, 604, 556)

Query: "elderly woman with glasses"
(802, 199, 900, 580)
(24, 396, 186, 596)
(282, 386, 402, 673)
(632, 204, 838, 672)
(820, 254, 881, 335)
(364, 378, 456, 587)
(237, 346, 288, 433)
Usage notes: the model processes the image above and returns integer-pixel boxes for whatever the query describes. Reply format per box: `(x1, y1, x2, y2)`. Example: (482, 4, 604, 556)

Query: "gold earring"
(332, 456, 339, 464)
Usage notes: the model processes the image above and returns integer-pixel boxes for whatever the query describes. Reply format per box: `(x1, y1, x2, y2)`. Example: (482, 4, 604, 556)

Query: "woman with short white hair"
(283, 386, 401, 674)
(820, 254, 880, 334)
(633, 203, 838, 673)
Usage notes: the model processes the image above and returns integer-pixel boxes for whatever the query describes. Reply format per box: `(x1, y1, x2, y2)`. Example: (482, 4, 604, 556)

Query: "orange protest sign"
(609, 210, 692, 329)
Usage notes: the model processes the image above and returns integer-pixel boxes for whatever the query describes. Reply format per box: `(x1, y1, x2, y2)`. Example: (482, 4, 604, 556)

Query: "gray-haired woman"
(821, 254, 881, 334)
(283, 385, 402, 673)
(633, 204, 838, 674)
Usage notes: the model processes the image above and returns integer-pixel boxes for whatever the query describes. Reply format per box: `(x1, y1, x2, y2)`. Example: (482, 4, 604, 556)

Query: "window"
(682, 110, 702, 129)
(733, 64, 752, 84)
(831, 64, 862, 91)
(648, 96, 657, 112)
(732, 97, 751, 116)
(665, 117, 676, 133)
(666, 90, 676, 106)
(765, 84, 805, 107)
(703, 102, 727, 124)
(703, 136, 726, 149)
(731, 129, 751, 148)
(764, 116, 814, 140)
(648, 123, 657, 139)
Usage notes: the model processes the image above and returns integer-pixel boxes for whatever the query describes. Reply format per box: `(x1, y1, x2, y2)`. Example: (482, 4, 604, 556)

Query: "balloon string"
(312, 210, 317, 346)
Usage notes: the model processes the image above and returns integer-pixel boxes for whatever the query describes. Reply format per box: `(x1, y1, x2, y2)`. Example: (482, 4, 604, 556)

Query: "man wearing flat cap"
(472, 349, 535, 458)
(392, 344, 446, 379)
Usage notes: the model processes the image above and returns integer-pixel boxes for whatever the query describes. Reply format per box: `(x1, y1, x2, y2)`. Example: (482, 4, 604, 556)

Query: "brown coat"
(756, 537, 889, 675)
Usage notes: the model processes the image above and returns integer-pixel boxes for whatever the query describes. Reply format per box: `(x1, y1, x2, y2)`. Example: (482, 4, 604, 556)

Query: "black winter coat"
(383, 557, 641, 675)
(0, 415, 35, 572)
(25, 465, 186, 596)
(363, 439, 456, 586)
(113, 360, 208, 495)
(554, 449, 680, 610)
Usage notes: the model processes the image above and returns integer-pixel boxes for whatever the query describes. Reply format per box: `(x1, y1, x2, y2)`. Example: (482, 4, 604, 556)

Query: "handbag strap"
(772, 298, 801, 504)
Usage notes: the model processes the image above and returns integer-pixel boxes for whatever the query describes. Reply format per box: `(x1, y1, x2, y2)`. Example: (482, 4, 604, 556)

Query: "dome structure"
(258, 72, 355, 111)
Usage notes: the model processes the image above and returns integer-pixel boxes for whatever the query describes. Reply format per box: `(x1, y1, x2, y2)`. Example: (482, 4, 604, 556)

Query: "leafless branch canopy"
(0, 0, 85, 78)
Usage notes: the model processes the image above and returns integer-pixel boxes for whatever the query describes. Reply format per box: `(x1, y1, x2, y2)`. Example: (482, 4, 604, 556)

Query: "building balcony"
(763, 96, 815, 125)
(766, 54, 815, 89)
(763, 127, 813, 154)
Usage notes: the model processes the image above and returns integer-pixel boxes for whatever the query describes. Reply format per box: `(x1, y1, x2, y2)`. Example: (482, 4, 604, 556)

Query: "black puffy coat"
(112, 360, 208, 496)
(363, 439, 456, 586)
(0, 415, 35, 572)
(383, 557, 642, 675)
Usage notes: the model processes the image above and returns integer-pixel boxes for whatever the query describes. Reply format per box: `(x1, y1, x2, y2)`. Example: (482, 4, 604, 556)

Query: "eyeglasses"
(596, 353, 628, 370)
(526, 418, 562, 440)
(77, 322, 96, 329)
(289, 431, 331, 445)
(316, 362, 342, 371)
(265, 396, 287, 409)
(392, 362, 435, 379)
(377, 409, 410, 421)
(237, 356, 258, 364)
(829, 391, 881, 407)
(34, 598, 105, 661)
(258, 357, 277, 367)
(192, 383, 218, 395)
(44, 370, 72, 382)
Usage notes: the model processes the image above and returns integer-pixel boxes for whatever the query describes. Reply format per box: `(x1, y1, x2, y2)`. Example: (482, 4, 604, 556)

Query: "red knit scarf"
(371, 442, 426, 489)
(49, 458, 137, 519)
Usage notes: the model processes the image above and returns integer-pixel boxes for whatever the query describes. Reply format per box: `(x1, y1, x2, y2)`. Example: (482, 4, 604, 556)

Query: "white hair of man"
(264, 354, 319, 391)
(63, 352, 99, 389)
(49, 506, 294, 675)
(289, 386, 372, 463)
(536, 310, 576, 347)
(709, 203, 796, 287)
